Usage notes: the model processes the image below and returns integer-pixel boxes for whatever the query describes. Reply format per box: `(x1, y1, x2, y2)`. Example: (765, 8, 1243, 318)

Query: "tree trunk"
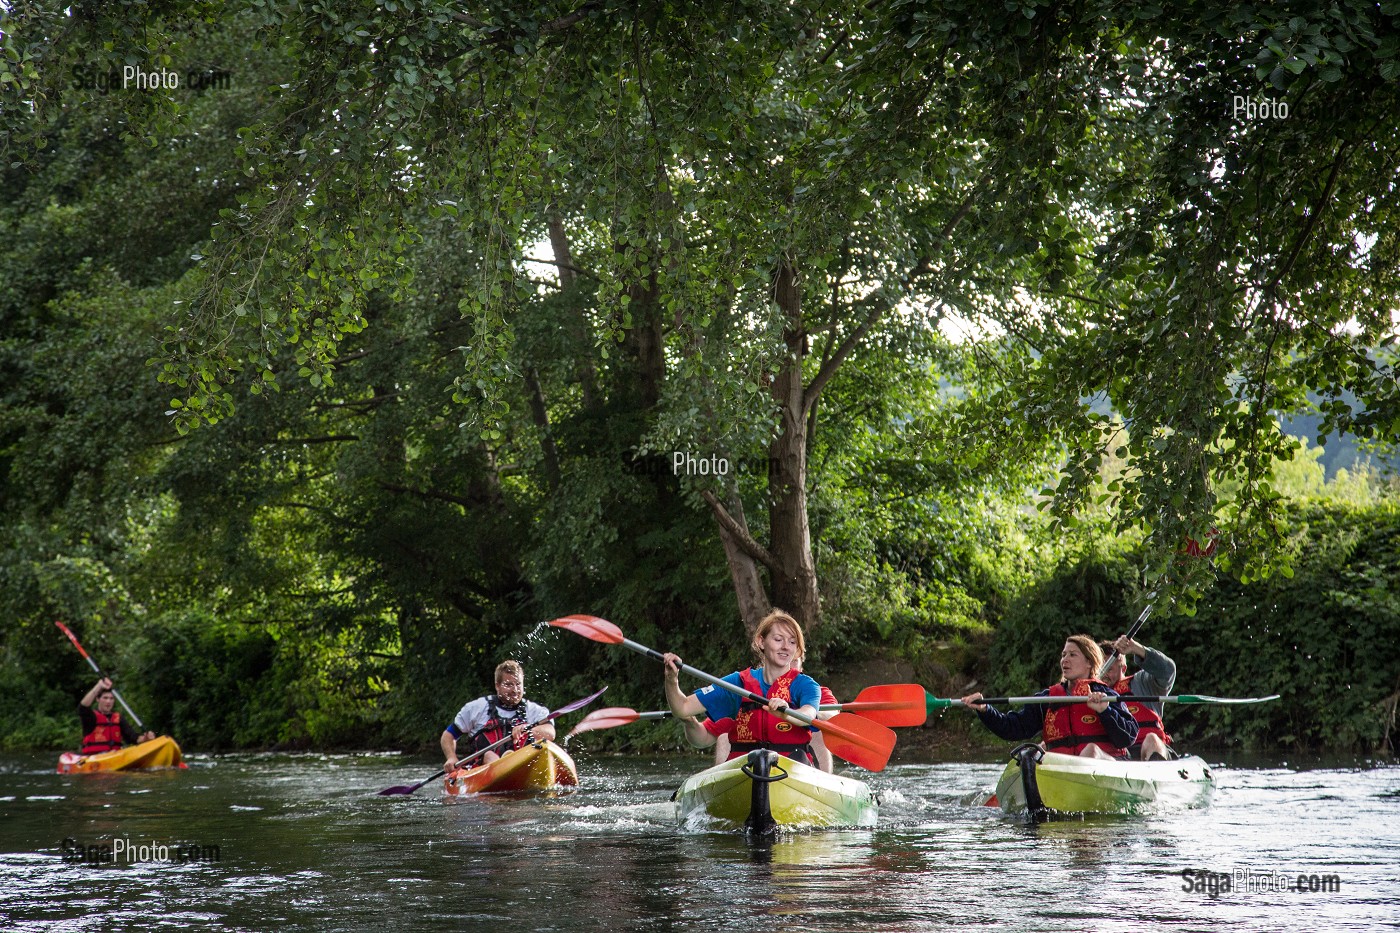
(627, 284, 666, 410)
(522, 367, 561, 492)
(707, 488, 772, 632)
(547, 208, 600, 410)
(766, 258, 820, 627)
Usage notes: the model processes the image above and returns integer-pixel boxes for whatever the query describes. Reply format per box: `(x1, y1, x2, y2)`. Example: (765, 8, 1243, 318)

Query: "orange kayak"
(443, 740, 578, 795)
(57, 736, 187, 774)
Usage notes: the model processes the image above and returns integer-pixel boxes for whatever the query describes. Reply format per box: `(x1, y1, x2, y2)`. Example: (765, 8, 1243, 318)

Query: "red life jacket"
(702, 716, 730, 737)
(1113, 676, 1172, 745)
(727, 668, 814, 763)
(467, 696, 530, 754)
(82, 710, 124, 755)
(1042, 680, 1124, 757)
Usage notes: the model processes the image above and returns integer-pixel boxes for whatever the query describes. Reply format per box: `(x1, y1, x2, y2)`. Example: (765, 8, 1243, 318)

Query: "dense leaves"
(990, 498, 1400, 752)
(1, 2, 1398, 753)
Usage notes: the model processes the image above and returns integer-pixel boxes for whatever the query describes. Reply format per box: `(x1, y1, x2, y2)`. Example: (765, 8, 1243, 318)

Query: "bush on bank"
(989, 499, 1400, 753)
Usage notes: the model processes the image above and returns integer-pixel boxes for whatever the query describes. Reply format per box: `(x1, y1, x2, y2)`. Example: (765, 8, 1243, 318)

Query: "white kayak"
(993, 744, 1215, 816)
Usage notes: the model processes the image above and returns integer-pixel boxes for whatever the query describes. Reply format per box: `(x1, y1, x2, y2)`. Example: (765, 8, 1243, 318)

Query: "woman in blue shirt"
(662, 610, 821, 765)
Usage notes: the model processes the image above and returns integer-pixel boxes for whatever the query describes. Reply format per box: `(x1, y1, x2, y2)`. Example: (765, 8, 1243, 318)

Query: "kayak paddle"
(927, 693, 1280, 709)
(1096, 593, 1156, 681)
(819, 684, 927, 727)
(548, 614, 897, 771)
(377, 686, 607, 796)
(565, 683, 926, 737)
(568, 707, 674, 734)
(55, 620, 147, 729)
(577, 686, 927, 734)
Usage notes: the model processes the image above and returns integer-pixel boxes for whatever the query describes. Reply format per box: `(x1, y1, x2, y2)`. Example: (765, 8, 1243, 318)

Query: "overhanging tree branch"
(700, 489, 778, 572)
(805, 187, 981, 412)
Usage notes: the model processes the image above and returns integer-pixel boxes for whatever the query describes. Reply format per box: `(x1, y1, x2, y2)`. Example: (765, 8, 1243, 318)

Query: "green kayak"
(993, 744, 1215, 816)
(676, 750, 878, 833)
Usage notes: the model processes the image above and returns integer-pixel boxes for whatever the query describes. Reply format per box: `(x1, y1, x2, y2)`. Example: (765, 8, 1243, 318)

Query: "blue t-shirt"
(696, 668, 820, 722)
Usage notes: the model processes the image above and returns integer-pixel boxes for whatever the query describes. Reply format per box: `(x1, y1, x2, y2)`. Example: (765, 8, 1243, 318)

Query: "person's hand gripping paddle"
(549, 614, 897, 771)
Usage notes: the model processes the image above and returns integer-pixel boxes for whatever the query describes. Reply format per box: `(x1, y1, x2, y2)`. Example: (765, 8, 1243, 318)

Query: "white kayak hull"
(994, 745, 1215, 815)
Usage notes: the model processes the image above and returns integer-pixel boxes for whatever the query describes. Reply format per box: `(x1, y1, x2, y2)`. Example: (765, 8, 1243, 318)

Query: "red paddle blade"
(55, 621, 91, 659)
(814, 712, 896, 772)
(567, 707, 641, 736)
(549, 615, 624, 644)
(548, 686, 610, 718)
(844, 684, 928, 727)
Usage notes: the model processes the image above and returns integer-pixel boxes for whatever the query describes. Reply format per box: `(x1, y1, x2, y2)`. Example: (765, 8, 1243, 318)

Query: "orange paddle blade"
(813, 712, 897, 772)
(841, 684, 928, 727)
(567, 707, 642, 735)
(549, 614, 624, 644)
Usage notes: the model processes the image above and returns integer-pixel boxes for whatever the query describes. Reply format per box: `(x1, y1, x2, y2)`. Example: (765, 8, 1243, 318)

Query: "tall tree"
(8, 0, 1395, 623)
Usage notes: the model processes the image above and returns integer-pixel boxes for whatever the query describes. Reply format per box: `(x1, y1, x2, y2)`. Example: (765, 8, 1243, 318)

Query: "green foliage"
(1165, 501, 1400, 751)
(989, 533, 1146, 695)
(991, 500, 1400, 752)
(127, 610, 299, 750)
(3, 2, 1399, 756)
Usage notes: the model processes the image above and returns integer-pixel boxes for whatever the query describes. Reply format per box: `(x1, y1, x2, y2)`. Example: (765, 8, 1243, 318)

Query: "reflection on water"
(0, 751, 1395, 931)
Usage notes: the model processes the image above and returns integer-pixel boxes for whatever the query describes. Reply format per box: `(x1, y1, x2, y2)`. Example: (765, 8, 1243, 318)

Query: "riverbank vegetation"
(2, 3, 1398, 755)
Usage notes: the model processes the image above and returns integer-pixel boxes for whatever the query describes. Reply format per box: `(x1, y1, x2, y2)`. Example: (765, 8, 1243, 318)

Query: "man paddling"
(440, 660, 555, 772)
(79, 678, 154, 754)
(1099, 635, 1177, 761)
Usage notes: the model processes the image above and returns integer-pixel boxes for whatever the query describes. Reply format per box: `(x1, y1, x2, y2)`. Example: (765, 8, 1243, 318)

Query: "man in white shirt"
(439, 660, 554, 772)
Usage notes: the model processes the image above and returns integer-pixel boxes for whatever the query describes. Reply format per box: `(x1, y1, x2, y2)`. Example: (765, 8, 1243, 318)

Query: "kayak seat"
(741, 752, 790, 784)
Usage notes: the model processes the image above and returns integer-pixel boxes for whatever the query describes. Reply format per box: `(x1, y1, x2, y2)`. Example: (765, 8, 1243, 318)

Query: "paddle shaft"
(55, 621, 146, 729)
(820, 702, 904, 713)
(1097, 592, 1156, 681)
(622, 637, 823, 727)
(939, 693, 1279, 706)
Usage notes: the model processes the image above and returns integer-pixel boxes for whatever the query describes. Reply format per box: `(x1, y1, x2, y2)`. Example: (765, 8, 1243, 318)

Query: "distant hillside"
(1081, 389, 1397, 478)
(1279, 413, 1395, 477)
(1281, 390, 1399, 478)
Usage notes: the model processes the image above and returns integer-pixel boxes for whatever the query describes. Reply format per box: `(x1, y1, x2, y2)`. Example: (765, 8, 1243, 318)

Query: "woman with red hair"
(662, 610, 822, 767)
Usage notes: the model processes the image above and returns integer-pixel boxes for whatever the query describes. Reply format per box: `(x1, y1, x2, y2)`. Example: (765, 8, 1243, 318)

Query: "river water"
(1, 748, 1395, 932)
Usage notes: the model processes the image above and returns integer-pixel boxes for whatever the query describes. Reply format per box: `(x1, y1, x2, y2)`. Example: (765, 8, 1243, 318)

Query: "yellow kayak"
(57, 736, 187, 774)
(675, 749, 878, 833)
(993, 744, 1214, 816)
(443, 740, 579, 795)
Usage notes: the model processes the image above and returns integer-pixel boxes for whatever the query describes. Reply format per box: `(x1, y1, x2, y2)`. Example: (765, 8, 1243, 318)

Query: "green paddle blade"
(925, 694, 957, 714)
(1170, 694, 1281, 705)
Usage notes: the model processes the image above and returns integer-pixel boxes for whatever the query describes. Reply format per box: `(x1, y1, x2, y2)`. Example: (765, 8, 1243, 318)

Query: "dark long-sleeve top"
(78, 704, 141, 745)
(1123, 647, 1177, 718)
(976, 681, 1139, 748)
